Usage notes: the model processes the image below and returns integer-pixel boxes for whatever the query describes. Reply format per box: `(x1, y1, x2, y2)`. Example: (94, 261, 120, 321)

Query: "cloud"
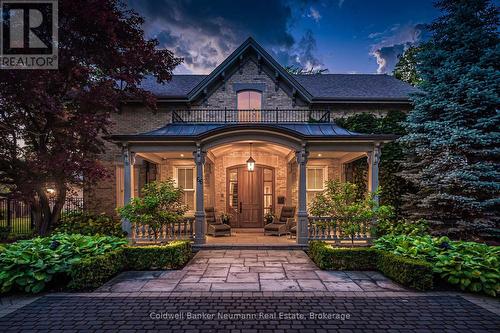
(128, 0, 324, 74)
(369, 23, 427, 74)
(338, 0, 345, 8)
(307, 7, 322, 22)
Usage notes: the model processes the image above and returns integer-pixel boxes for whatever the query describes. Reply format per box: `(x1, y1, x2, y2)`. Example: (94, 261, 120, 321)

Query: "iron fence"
(0, 197, 84, 234)
(172, 109, 331, 123)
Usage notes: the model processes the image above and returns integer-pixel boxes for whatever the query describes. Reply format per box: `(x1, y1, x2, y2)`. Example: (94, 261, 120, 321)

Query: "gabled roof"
(186, 37, 313, 102)
(138, 37, 418, 103)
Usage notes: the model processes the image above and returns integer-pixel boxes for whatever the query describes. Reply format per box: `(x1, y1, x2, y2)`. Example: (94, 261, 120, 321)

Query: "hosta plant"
(0, 233, 127, 293)
(374, 235, 500, 296)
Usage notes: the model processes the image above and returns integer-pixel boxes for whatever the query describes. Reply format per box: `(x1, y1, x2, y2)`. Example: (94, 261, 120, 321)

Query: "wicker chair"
(205, 207, 231, 237)
(263, 206, 296, 236)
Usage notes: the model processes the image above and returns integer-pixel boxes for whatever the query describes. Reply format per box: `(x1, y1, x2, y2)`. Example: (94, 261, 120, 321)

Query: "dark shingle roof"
(139, 75, 205, 98)
(292, 74, 418, 100)
(138, 73, 417, 101)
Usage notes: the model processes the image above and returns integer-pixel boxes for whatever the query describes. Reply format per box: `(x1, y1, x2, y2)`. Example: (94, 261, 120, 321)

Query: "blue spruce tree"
(399, 0, 500, 239)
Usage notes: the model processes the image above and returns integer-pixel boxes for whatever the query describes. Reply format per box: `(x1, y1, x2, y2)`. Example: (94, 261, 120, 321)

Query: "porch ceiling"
(210, 142, 292, 157)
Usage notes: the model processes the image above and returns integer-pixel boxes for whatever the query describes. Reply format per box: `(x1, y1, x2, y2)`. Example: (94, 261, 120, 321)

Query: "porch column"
(367, 143, 381, 204)
(296, 146, 309, 245)
(122, 146, 135, 236)
(193, 146, 206, 244)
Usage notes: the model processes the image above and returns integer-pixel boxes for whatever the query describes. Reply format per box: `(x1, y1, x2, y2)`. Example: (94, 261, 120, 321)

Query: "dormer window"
(237, 90, 262, 110)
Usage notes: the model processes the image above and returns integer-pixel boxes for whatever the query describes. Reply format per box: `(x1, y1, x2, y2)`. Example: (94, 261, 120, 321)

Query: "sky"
(127, 0, 440, 75)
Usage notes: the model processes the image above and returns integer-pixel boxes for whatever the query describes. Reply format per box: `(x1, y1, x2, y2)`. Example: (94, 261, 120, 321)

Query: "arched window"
(237, 90, 262, 110)
(237, 90, 261, 122)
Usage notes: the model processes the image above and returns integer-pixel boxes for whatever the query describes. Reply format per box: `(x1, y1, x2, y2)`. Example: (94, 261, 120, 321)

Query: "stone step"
(192, 244, 308, 251)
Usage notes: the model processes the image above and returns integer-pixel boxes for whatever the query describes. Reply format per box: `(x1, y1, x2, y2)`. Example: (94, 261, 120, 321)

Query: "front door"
(227, 166, 274, 227)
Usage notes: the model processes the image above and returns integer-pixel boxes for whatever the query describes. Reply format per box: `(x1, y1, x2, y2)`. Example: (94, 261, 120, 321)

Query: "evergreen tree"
(399, 0, 500, 239)
(393, 46, 422, 86)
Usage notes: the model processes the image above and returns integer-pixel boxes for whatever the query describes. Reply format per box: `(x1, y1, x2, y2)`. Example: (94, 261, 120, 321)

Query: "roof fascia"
(186, 37, 313, 102)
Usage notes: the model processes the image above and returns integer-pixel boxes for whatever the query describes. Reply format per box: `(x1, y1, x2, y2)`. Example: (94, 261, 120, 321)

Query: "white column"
(296, 146, 309, 245)
(367, 143, 381, 204)
(193, 146, 206, 245)
(122, 147, 135, 236)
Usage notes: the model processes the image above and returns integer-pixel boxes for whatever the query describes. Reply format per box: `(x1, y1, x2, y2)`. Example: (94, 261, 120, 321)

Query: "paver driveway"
(1, 295, 499, 332)
(98, 249, 407, 293)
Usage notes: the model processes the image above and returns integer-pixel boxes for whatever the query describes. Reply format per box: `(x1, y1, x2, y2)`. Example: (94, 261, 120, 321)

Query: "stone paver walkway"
(98, 250, 407, 293)
(1, 295, 499, 332)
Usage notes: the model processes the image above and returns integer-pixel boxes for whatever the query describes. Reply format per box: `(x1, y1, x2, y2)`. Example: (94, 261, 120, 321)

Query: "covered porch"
(111, 122, 392, 246)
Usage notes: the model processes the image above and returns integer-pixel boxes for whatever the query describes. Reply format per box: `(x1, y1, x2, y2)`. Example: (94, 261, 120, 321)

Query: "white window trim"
(306, 166, 328, 192)
(174, 165, 196, 214)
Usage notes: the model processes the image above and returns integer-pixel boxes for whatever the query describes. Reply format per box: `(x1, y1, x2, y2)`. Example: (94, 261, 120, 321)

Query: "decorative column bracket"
(295, 145, 309, 245)
(193, 146, 207, 245)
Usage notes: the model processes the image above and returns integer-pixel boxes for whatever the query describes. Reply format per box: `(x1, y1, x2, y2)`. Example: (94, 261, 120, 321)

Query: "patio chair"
(205, 207, 231, 237)
(263, 206, 296, 236)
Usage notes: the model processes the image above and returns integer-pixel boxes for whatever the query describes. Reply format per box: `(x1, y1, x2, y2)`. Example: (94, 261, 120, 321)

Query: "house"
(87, 37, 417, 245)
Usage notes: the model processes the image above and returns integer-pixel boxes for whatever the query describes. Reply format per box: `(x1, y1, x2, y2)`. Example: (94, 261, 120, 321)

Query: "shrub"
(55, 211, 124, 237)
(124, 241, 191, 270)
(118, 180, 187, 242)
(0, 233, 127, 293)
(309, 241, 377, 270)
(68, 249, 126, 290)
(377, 250, 433, 291)
(374, 235, 500, 296)
(309, 181, 393, 245)
(375, 218, 429, 237)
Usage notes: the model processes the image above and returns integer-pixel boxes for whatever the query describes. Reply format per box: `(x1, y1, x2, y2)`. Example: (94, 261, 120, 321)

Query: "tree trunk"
(34, 185, 67, 236)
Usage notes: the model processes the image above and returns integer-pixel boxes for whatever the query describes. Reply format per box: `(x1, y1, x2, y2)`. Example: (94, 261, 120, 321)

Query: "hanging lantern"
(247, 143, 255, 171)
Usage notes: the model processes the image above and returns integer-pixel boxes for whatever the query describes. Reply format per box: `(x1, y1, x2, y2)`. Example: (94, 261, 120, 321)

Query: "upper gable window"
(237, 90, 262, 110)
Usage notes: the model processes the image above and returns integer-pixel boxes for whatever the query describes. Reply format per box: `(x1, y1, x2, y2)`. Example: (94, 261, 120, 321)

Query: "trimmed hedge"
(66, 241, 192, 290)
(309, 241, 377, 270)
(308, 241, 434, 291)
(377, 250, 433, 291)
(68, 249, 127, 290)
(124, 241, 191, 270)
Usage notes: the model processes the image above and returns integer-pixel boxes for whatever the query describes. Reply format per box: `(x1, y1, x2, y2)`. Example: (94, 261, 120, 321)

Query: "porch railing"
(308, 216, 372, 244)
(172, 109, 331, 123)
(131, 217, 195, 243)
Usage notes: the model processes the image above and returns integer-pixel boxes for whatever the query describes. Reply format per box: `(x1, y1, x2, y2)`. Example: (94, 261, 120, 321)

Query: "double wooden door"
(227, 166, 274, 228)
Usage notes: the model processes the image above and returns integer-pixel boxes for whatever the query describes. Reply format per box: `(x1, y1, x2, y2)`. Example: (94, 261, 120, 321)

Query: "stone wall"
(85, 58, 409, 217)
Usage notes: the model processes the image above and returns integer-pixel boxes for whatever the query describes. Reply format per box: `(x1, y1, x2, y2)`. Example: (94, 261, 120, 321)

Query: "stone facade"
(85, 59, 409, 218)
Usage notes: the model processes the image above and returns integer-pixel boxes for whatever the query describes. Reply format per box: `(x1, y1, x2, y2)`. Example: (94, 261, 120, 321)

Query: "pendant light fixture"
(246, 142, 255, 171)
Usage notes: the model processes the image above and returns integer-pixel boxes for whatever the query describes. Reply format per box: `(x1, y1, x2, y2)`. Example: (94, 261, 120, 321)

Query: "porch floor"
(206, 228, 296, 245)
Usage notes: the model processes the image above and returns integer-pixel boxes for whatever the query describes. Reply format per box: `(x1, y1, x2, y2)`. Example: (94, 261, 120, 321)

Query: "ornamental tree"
(0, 0, 181, 235)
(117, 180, 187, 242)
(399, 0, 499, 239)
(393, 46, 422, 86)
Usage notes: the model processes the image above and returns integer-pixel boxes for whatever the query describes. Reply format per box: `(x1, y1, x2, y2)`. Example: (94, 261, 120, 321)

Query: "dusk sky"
(127, 0, 441, 75)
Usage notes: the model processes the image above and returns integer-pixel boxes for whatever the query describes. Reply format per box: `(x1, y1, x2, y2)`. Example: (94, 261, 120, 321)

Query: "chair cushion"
(278, 207, 295, 222)
(264, 223, 285, 231)
(211, 224, 231, 231)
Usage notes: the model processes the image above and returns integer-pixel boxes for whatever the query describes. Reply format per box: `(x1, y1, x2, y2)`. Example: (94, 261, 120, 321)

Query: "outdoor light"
(46, 188, 56, 194)
(246, 143, 255, 171)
